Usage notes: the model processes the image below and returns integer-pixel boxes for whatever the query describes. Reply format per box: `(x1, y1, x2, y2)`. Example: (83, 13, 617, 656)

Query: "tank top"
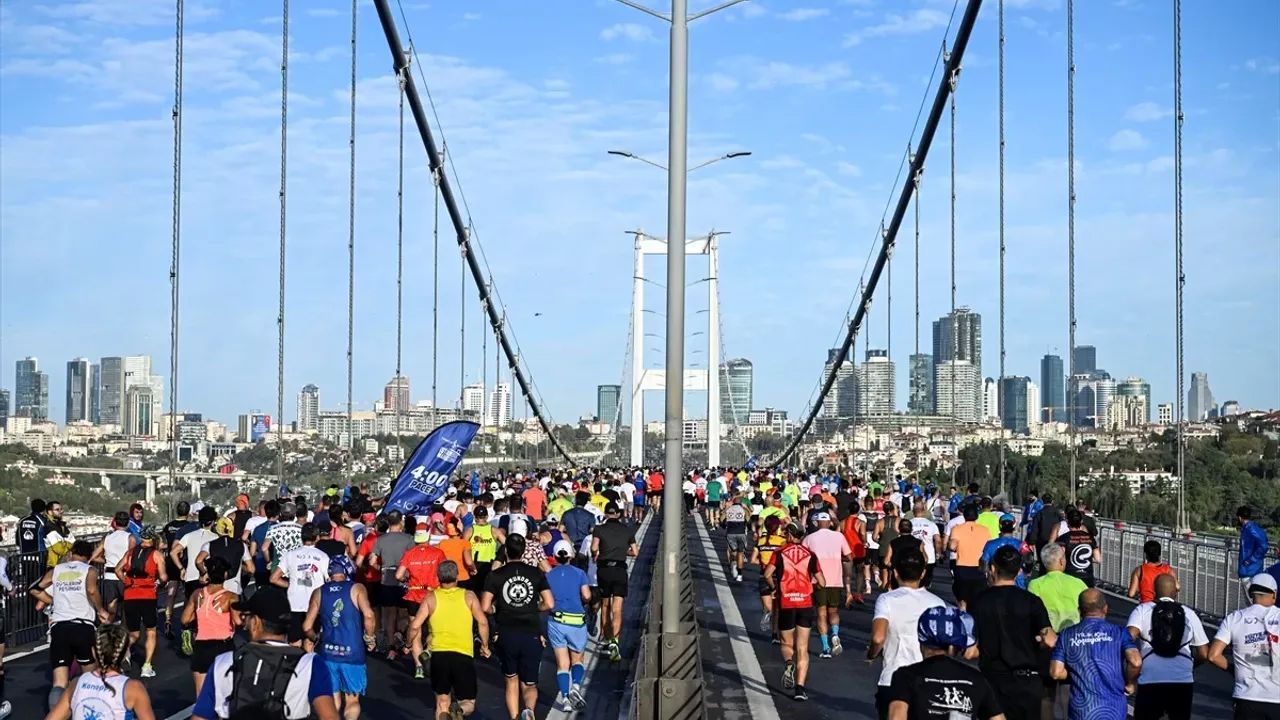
(841, 516, 866, 558)
(428, 587, 473, 656)
(402, 545, 445, 604)
(863, 511, 882, 549)
(777, 544, 816, 610)
(121, 548, 159, 601)
(879, 520, 901, 550)
(194, 587, 235, 641)
(1061, 529, 1096, 586)
(471, 524, 497, 563)
(1137, 562, 1172, 604)
(71, 672, 132, 720)
(318, 581, 365, 665)
(756, 534, 785, 568)
(51, 561, 95, 624)
(103, 530, 131, 580)
(438, 538, 472, 582)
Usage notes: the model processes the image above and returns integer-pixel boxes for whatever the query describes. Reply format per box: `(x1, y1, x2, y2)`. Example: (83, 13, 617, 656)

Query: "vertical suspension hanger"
(275, 0, 289, 486)
(431, 129, 440, 423)
(1173, 0, 1186, 530)
(347, 0, 358, 479)
(948, 38, 959, 433)
(1067, 0, 1078, 502)
(168, 0, 184, 491)
(396, 55, 408, 451)
(998, 0, 1007, 498)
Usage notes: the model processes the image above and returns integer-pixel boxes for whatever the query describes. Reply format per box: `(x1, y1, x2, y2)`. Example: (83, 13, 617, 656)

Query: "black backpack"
(1148, 600, 1187, 658)
(227, 643, 306, 719)
(128, 547, 154, 579)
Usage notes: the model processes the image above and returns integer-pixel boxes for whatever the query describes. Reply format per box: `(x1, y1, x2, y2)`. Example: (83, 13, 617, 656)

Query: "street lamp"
(608, 149, 752, 174)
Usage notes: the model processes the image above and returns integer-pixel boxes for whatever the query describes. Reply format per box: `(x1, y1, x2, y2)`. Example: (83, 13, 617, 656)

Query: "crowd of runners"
(1, 468, 1277, 720)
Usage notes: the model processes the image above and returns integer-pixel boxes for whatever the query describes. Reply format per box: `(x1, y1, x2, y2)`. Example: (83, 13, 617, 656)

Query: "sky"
(1, 0, 1277, 430)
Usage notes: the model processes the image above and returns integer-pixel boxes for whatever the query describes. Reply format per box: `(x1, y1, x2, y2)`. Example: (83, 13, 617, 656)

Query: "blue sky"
(2, 0, 1277, 428)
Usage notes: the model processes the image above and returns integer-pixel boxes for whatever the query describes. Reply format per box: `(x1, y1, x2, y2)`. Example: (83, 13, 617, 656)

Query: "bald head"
(1153, 573, 1178, 600)
(1079, 589, 1108, 618)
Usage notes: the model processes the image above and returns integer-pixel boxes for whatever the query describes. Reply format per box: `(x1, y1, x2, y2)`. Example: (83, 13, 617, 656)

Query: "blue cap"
(999, 513, 1017, 526)
(328, 555, 356, 578)
(917, 606, 976, 650)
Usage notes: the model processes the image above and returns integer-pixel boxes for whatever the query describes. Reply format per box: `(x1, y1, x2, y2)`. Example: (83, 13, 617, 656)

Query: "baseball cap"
(813, 511, 832, 523)
(1248, 573, 1278, 595)
(414, 529, 431, 544)
(190, 501, 206, 515)
(232, 585, 292, 624)
(329, 555, 356, 578)
(999, 513, 1017, 529)
(552, 539, 575, 559)
(917, 606, 976, 651)
(546, 513, 559, 525)
(605, 502, 621, 516)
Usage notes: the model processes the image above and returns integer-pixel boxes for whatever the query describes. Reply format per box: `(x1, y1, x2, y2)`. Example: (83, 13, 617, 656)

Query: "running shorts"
(191, 638, 235, 674)
(777, 607, 815, 631)
(547, 620, 589, 653)
(598, 563, 628, 599)
(327, 661, 369, 696)
(431, 651, 477, 700)
(50, 620, 96, 669)
(497, 633, 542, 684)
(124, 599, 158, 632)
(813, 587, 843, 608)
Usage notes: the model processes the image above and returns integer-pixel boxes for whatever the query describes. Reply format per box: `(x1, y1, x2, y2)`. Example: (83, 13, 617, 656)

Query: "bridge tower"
(629, 231, 722, 467)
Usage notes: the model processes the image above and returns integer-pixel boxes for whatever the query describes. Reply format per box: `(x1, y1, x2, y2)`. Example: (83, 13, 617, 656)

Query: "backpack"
(227, 643, 306, 719)
(1148, 600, 1187, 658)
(127, 547, 154, 579)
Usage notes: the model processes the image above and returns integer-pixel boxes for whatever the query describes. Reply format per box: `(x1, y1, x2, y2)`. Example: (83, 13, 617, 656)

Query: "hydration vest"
(777, 544, 816, 610)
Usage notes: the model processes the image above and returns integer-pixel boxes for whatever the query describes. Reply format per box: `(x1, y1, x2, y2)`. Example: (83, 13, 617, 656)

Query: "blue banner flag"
(744, 456, 758, 471)
(385, 421, 480, 515)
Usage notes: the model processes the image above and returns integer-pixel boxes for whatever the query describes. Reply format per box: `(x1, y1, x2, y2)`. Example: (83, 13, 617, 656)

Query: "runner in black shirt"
(592, 503, 638, 662)
(888, 605, 1004, 720)
(970, 545, 1056, 720)
(1059, 508, 1099, 588)
(481, 534, 554, 720)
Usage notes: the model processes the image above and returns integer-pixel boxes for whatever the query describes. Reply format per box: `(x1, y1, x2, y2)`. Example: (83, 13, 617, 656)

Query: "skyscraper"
(1157, 403, 1173, 424)
(66, 358, 91, 424)
(14, 357, 49, 421)
(1040, 354, 1065, 423)
(1188, 372, 1214, 421)
(487, 383, 512, 427)
(999, 376, 1031, 433)
(99, 357, 125, 426)
(908, 353, 934, 414)
(933, 308, 982, 411)
(0, 389, 9, 425)
(1116, 377, 1152, 424)
(1069, 374, 1096, 427)
(89, 363, 101, 424)
(821, 349, 857, 419)
(1093, 376, 1116, 428)
(297, 384, 320, 431)
(1072, 345, 1097, 375)
(934, 360, 980, 422)
(719, 359, 754, 426)
(124, 384, 155, 437)
(462, 383, 485, 416)
(1026, 381, 1040, 430)
(983, 377, 1000, 422)
(383, 375, 410, 412)
(597, 384, 622, 424)
(857, 350, 895, 415)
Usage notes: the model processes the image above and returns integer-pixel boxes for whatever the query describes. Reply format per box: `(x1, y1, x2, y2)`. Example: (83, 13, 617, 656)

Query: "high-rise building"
(1068, 374, 1095, 427)
(99, 357, 125, 426)
(597, 384, 622, 424)
(383, 375, 410, 412)
(1157, 402, 1173, 424)
(1220, 400, 1241, 417)
(1093, 376, 1116, 427)
(1072, 345, 1097, 375)
(933, 309, 982, 412)
(821, 348, 857, 419)
(1026, 381, 1040, 430)
(123, 384, 156, 437)
(14, 357, 49, 422)
(908, 354, 934, 414)
(108, 356, 162, 427)
(89, 363, 101, 424)
(999, 376, 1031, 433)
(1116, 377, 1152, 424)
(719, 359, 753, 426)
(1040, 354, 1065, 423)
(934, 360, 980, 422)
(487, 383, 512, 427)
(462, 383, 485, 416)
(0, 389, 9, 425)
(297, 384, 320, 431)
(1188, 372, 1214, 421)
(983, 377, 1000, 422)
(65, 358, 91, 424)
(1105, 394, 1147, 430)
(857, 350, 895, 415)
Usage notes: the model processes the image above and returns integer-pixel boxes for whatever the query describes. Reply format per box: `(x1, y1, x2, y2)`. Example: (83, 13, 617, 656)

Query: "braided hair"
(91, 624, 130, 695)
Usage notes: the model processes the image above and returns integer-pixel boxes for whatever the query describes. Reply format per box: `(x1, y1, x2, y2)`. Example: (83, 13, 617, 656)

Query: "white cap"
(190, 501, 206, 514)
(553, 539, 575, 559)
(443, 499, 460, 515)
(1249, 573, 1278, 594)
(814, 511, 832, 523)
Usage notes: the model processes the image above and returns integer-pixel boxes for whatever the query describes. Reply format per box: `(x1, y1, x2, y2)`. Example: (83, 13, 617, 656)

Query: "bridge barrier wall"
(628, 534, 706, 720)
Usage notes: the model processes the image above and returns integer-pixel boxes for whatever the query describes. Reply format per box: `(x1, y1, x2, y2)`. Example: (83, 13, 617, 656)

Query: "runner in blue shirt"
(981, 514, 1031, 588)
(1049, 589, 1142, 720)
(546, 541, 591, 712)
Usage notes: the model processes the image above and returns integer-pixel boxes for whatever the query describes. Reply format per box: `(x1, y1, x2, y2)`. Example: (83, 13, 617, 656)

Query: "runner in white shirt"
(866, 549, 946, 718)
(1125, 573, 1209, 717)
(908, 503, 942, 567)
(269, 524, 330, 648)
(618, 479, 636, 517)
(1207, 573, 1280, 717)
(942, 512, 966, 567)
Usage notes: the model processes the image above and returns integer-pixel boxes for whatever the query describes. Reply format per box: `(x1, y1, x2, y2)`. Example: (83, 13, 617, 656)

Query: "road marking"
(547, 512, 653, 720)
(693, 517, 781, 720)
(163, 705, 194, 720)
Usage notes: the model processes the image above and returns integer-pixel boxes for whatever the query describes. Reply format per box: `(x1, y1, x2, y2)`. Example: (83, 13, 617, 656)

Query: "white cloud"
(706, 72, 740, 93)
(844, 8, 950, 47)
(595, 53, 634, 66)
(1244, 57, 1280, 74)
(34, 0, 218, 26)
(780, 8, 830, 21)
(1124, 101, 1172, 122)
(307, 8, 341, 18)
(1108, 129, 1149, 151)
(463, 12, 482, 22)
(599, 22, 653, 43)
(837, 161, 862, 177)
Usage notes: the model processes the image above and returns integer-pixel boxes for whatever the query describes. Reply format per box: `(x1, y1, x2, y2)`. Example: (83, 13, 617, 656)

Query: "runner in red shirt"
(764, 524, 825, 702)
(648, 470, 665, 514)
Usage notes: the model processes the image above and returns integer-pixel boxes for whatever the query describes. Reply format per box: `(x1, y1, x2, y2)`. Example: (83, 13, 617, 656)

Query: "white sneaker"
(831, 635, 844, 657)
(0, 700, 12, 719)
(568, 684, 587, 709)
(556, 693, 574, 712)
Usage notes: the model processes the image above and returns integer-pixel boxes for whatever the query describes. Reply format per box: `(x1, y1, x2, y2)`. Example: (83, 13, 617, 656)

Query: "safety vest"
(471, 524, 497, 563)
(777, 544, 816, 610)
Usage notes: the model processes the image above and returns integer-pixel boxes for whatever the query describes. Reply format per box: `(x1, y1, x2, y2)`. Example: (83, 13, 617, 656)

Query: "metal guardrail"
(4, 533, 109, 648)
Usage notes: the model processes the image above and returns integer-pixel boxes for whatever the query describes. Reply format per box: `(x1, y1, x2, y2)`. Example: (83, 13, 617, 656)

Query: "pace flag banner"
(744, 455, 759, 471)
(385, 421, 481, 515)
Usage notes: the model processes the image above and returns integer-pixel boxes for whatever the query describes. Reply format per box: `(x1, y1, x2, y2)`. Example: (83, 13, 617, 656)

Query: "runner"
(750, 516, 787, 637)
(30, 540, 109, 711)
(723, 495, 751, 583)
(861, 496, 883, 595)
(592, 502, 637, 662)
(365, 510, 414, 655)
(116, 526, 165, 678)
(801, 511, 852, 659)
(1059, 508, 1100, 588)
(1048, 589, 1142, 720)
(908, 502, 943, 588)
(867, 548, 945, 720)
(886, 606, 1002, 720)
(407, 560, 489, 720)
(270, 523, 329, 649)
(647, 468, 664, 515)
(99, 511, 135, 623)
(947, 504, 992, 611)
(980, 513, 1032, 589)
(1128, 539, 1178, 604)
(305, 556, 375, 720)
(546, 541, 591, 711)
(468, 506, 496, 593)
(398, 528, 446, 676)
(1028, 543, 1088, 632)
(765, 524, 822, 702)
(704, 473, 724, 529)
(1206, 573, 1280, 720)
(196, 518, 252, 596)
(180, 556, 239, 697)
(481, 534, 554, 720)
(839, 503, 866, 606)
(1125, 573, 1208, 720)
(44, 624, 156, 720)
(248, 499, 280, 588)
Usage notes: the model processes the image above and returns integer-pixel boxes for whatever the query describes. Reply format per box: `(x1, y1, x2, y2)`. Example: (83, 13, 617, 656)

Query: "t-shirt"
(1213, 603, 1280, 702)
(618, 482, 636, 503)
(372, 531, 415, 586)
(724, 504, 749, 535)
(251, 519, 276, 573)
(1050, 617, 1136, 720)
(706, 480, 723, 503)
(970, 585, 1052, 675)
(887, 655, 1003, 720)
(522, 487, 547, 521)
(801, 529, 851, 589)
(265, 521, 303, 570)
(1126, 599, 1209, 685)
(178, 528, 218, 582)
(1060, 529, 1097, 586)
(1028, 571, 1088, 632)
(943, 515, 966, 560)
(192, 643, 332, 720)
(909, 518, 941, 565)
(547, 564, 589, 616)
(976, 511, 1002, 539)
(592, 520, 636, 564)
(483, 561, 549, 635)
(951, 522, 992, 568)
(873, 586, 947, 686)
(280, 546, 329, 612)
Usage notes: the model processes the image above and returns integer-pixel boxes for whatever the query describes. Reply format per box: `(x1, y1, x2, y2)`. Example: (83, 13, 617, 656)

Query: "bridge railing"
(3, 533, 108, 648)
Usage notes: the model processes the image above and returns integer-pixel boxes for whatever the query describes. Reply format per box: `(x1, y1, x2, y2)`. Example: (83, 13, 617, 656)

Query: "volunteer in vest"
(304, 556, 375, 720)
(801, 511, 853, 659)
(1128, 539, 1179, 604)
(30, 540, 109, 711)
(591, 502, 638, 663)
(723, 495, 751, 583)
(99, 511, 135, 623)
(408, 560, 489, 720)
(1059, 507, 1100, 588)
(270, 523, 330, 649)
(546, 541, 591, 712)
(840, 503, 867, 606)
(191, 585, 338, 720)
(764, 524, 824, 702)
(469, 506, 497, 592)
(117, 526, 166, 679)
(751, 516, 787, 637)
(1206, 573, 1280, 720)
(45, 624, 156, 720)
(1125, 572, 1208, 720)
(481, 534, 554, 720)
(181, 557, 239, 697)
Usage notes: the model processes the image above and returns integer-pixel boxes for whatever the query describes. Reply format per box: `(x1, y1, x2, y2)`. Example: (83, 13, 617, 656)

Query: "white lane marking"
(694, 517, 781, 720)
(547, 512, 653, 720)
(163, 705, 194, 720)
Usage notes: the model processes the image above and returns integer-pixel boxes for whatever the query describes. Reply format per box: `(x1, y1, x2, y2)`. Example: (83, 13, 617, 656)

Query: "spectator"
(1125, 573, 1208, 720)
(1049, 589, 1142, 720)
(1236, 506, 1270, 596)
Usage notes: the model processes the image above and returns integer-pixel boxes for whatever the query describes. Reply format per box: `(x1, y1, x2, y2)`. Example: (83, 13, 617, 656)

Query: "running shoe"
(569, 684, 587, 709)
(140, 663, 156, 678)
(794, 686, 808, 702)
(419, 649, 433, 666)
(782, 661, 795, 690)
(449, 704, 464, 720)
(180, 629, 194, 657)
(771, 635, 781, 645)
(831, 635, 844, 657)
(386, 649, 399, 661)
(609, 638, 622, 662)
(556, 693, 574, 712)
(520, 710, 535, 720)
(819, 649, 833, 659)
(759, 612, 771, 633)
(0, 700, 12, 719)
(414, 666, 425, 680)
